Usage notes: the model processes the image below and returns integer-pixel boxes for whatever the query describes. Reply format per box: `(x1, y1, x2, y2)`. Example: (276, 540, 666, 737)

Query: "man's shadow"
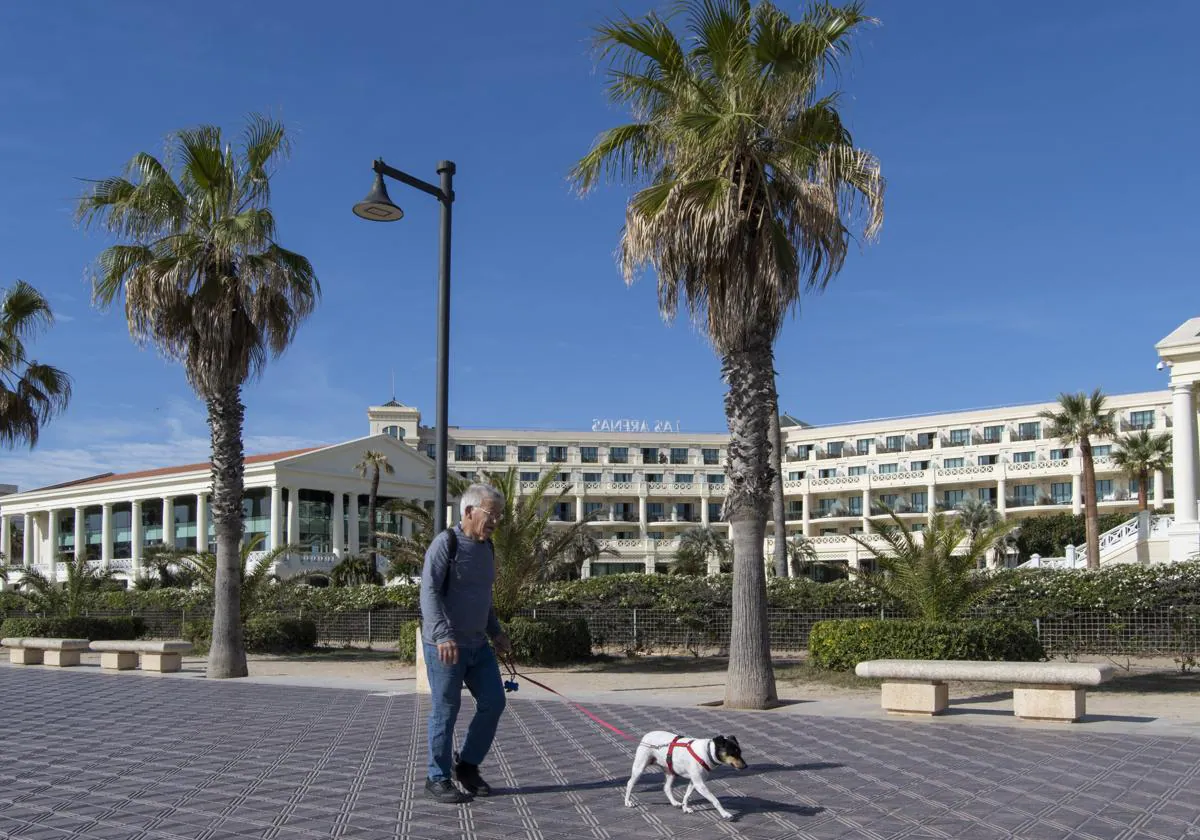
(499, 761, 842, 796)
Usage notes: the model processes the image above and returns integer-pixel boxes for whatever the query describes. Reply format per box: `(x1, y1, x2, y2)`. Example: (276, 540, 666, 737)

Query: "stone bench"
(854, 659, 1115, 723)
(89, 640, 194, 673)
(1, 637, 91, 667)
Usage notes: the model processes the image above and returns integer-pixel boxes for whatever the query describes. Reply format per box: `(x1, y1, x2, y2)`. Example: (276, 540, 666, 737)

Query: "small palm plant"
(175, 535, 298, 620)
(671, 527, 730, 576)
(16, 553, 117, 618)
(329, 554, 383, 587)
(1112, 430, 1172, 511)
(851, 511, 1014, 621)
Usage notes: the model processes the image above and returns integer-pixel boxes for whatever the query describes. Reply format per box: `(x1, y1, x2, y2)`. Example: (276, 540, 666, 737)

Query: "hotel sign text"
(591, 418, 682, 433)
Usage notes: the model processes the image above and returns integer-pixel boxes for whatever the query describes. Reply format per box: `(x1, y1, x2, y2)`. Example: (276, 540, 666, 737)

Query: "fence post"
(367, 609, 372, 649)
(1035, 617, 1041, 639)
(633, 608, 638, 648)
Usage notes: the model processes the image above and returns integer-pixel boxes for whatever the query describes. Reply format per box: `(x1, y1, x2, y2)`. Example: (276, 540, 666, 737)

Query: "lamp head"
(353, 171, 404, 222)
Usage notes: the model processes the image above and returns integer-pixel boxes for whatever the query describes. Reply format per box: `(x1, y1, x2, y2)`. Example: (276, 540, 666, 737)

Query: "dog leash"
(501, 655, 639, 741)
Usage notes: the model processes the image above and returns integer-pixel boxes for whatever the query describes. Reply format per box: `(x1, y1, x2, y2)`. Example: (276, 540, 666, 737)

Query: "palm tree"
(851, 512, 1013, 621)
(769, 399, 787, 578)
(1112, 430, 1172, 511)
(572, 0, 884, 709)
(176, 534, 298, 620)
(544, 528, 619, 581)
(376, 497, 436, 579)
(672, 526, 731, 576)
(1039, 390, 1115, 570)
(954, 497, 1008, 567)
(16, 553, 117, 618)
(354, 450, 394, 580)
(78, 116, 319, 678)
(0, 280, 71, 449)
(329, 554, 383, 587)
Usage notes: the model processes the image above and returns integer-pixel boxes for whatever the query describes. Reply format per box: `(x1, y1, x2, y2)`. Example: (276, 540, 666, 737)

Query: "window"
(702, 448, 720, 465)
(1094, 479, 1114, 501)
(1050, 448, 1071, 461)
(1092, 445, 1112, 457)
(787, 471, 805, 481)
(979, 454, 998, 466)
(675, 473, 693, 485)
(425, 444, 437, 460)
(848, 497, 863, 516)
(943, 458, 964, 469)
(609, 447, 629, 464)
(884, 435, 904, 452)
(557, 472, 570, 482)
(546, 446, 567, 463)
(584, 502, 605, 516)
(582, 472, 601, 483)
(553, 502, 573, 521)
(382, 425, 404, 440)
(948, 428, 970, 446)
(796, 444, 814, 459)
(879, 494, 899, 510)
(942, 489, 965, 508)
(977, 487, 997, 505)
(707, 473, 725, 484)
(455, 444, 476, 461)
(911, 523, 925, 533)
(1012, 451, 1035, 463)
(1051, 482, 1071, 504)
(1129, 410, 1155, 430)
(786, 500, 803, 518)
(819, 468, 837, 478)
(519, 471, 539, 482)
(641, 447, 658, 464)
(820, 528, 839, 536)
(645, 473, 663, 484)
(708, 502, 723, 522)
(675, 503, 695, 522)
(910, 492, 927, 513)
(817, 499, 838, 515)
(518, 445, 537, 462)
(581, 446, 599, 463)
(647, 503, 665, 522)
(1012, 484, 1037, 505)
(825, 441, 843, 457)
(486, 444, 506, 462)
(878, 463, 898, 474)
(856, 439, 871, 456)
(916, 432, 936, 449)
(670, 447, 688, 465)
(613, 472, 633, 483)
(1017, 421, 1040, 441)
(848, 465, 867, 476)
(911, 460, 930, 471)
(983, 425, 1003, 443)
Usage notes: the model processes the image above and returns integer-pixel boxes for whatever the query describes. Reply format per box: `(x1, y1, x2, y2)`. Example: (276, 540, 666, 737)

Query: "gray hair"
(460, 483, 505, 516)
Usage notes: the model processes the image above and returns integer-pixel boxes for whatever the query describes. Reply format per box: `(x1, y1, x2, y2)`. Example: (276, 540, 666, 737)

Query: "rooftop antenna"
(391, 369, 396, 402)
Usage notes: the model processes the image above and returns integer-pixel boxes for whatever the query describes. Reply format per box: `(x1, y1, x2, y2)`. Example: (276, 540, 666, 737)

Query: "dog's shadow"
(719, 796, 826, 820)
(499, 761, 842, 798)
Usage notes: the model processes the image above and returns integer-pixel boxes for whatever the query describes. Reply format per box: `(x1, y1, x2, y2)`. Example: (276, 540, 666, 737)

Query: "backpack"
(439, 527, 493, 597)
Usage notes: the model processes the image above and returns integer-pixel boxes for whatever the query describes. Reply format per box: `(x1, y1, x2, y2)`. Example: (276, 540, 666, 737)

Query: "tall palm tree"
(354, 450, 394, 580)
(77, 116, 320, 678)
(851, 512, 1013, 621)
(572, 0, 884, 708)
(0, 280, 71, 449)
(1040, 390, 1115, 570)
(1112, 430, 1172, 511)
(769, 398, 787, 578)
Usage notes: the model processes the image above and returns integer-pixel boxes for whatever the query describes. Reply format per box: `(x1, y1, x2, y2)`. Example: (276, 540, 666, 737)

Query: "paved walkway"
(2, 664, 1200, 839)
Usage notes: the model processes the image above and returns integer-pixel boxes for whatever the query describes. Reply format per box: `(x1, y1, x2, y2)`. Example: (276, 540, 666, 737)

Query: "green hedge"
(0, 616, 145, 640)
(505, 616, 591, 666)
(808, 618, 1045, 671)
(397, 620, 419, 663)
(182, 616, 317, 656)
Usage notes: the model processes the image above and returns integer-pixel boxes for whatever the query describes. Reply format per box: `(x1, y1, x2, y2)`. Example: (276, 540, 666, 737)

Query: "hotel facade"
(2, 318, 1199, 586)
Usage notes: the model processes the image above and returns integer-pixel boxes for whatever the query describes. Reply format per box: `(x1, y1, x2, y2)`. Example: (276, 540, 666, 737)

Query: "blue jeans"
(425, 640, 506, 782)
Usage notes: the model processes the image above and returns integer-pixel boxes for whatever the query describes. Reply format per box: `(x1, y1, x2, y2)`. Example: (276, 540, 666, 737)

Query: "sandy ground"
(53, 648, 1196, 738)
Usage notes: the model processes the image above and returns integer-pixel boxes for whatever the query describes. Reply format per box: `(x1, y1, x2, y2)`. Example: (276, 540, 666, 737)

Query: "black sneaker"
(425, 779, 471, 804)
(453, 753, 492, 797)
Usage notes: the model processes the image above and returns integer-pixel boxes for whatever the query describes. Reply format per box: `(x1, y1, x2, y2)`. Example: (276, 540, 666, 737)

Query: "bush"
(808, 618, 1045, 671)
(0, 615, 145, 640)
(181, 616, 317, 655)
(182, 619, 212, 655)
(397, 620, 419, 663)
(504, 615, 591, 666)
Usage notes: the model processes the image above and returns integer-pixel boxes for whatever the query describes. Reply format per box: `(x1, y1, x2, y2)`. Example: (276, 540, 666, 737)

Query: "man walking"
(420, 483, 513, 803)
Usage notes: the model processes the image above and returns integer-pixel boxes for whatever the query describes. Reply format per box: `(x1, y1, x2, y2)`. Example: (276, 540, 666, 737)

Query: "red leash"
(503, 658, 638, 741)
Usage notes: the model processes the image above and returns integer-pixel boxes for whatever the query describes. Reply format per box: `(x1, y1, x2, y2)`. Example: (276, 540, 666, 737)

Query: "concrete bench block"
(881, 680, 949, 716)
(1013, 686, 1086, 723)
(10, 647, 42, 665)
(142, 652, 182, 673)
(43, 649, 82, 667)
(100, 651, 138, 671)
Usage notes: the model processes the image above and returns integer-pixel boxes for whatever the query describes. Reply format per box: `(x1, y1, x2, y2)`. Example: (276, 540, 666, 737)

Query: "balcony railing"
(547, 453, 568, 463)
(816, 448, 845, 460)
(1006, 496, 1038, 508)
(973, 432, 1003, 445)
(876, 441, 904, 454)
(907, 439, 935, 451)
(1120, 419, 1155, 432)
(1011, 429, 1040, 442)
(941, 436, 969, 448)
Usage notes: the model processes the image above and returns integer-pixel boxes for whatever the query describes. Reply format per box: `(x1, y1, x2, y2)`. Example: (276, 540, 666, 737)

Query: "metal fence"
(33, 605, 1197, 659)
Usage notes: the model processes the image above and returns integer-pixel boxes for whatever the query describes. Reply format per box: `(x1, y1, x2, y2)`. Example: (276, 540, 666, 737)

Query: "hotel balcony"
(1010, 429, 1041, 442)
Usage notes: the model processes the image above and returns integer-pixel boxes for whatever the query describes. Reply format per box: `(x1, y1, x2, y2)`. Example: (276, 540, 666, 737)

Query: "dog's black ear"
(725, 735, 739, 747)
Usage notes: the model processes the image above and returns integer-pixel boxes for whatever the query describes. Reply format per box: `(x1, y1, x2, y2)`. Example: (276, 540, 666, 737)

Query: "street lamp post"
(354, 158, 456, 534)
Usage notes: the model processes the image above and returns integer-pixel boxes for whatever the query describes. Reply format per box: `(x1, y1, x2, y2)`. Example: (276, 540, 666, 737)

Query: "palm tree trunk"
(1081, 438, 1100, 570)
(1137, 469, 1148, 511)
(367, 467, 380, 578)
(721, 337, 778, 710)
(769, 384, 787, 579)
(206, 384, 248, 679)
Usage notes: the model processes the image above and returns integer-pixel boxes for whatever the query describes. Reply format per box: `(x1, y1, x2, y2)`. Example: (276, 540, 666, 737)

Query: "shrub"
(397, 620, 419, 663)
(0, 615, 144, 640)
(243, 615, 318, 654)
(504, 615, 591, 666)
(182, 619, 212, 655)
(808, 618, 1045, 671)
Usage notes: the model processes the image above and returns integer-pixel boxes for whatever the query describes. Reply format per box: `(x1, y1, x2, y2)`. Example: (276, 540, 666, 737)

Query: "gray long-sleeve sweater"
(420, 525, 502, 647)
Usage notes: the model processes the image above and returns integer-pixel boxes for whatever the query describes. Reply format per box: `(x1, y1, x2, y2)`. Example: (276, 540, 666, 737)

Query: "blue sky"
(0, 1, 1196, 491)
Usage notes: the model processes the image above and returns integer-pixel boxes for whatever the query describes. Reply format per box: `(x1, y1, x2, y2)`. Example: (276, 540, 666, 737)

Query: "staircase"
(1018, 513, 1174, 569)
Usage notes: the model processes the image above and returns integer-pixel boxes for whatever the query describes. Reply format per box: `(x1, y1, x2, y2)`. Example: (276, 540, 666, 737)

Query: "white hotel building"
(2, 318, 1199, 586)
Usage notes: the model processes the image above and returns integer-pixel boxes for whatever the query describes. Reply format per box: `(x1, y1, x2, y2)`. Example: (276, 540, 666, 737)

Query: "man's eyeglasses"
(475, 507, 504, 523)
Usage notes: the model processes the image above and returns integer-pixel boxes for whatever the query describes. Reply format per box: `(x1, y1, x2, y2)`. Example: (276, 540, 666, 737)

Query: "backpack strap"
(442, 527, 457, 597)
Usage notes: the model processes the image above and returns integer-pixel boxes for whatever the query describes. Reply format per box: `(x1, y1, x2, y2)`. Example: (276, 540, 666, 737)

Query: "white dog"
(623, 730, 747, 819)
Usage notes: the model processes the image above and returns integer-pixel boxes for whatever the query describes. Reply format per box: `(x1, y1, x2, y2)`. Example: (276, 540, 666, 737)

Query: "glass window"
(708, 502, 723, 522)
(425, 443, 437, 460)
(787, 471, 805, 481)
(1094, 479, 1114, 500)
(584, 502, 605, 516)
(911, 460, 930, 471)
(1050, 448, 1071, 461)
(645, 473, 663, 483)
(1092, 445, 1112, 457)
(382, 425, 403, 440)
(916, 432, 935, 448)
(1051, 482, 1071, 504)
(702, 448, 720, 465)
(613, 472, 633, 483)
(1129, 410, 1155, 430)
(1012, 484, 1037, 505)
(848, 497, 863, 515)
(942, 489, 965, 507)
(911, 523, 925, 533)
(878, 463, 898, 474)
(979, 454, 998, 465)
(983, 425, 1003, 443)
(943, 458, 964, 469)
(609, 446, 629, 464)
(519, 471, 540, 482)
(819, 468, 837, 478)
(670, 447, 688, 464)
(977, 488, 997, 505)
(675, 473, 693, 484)
(485, 444, 506, 462)
(455, 444, 476, 460)
(1017, 421, 1040, 441)
(825, 441, 843, 457)
(879, 494, 899, 509)
(647, 503, 665, 522)
(708, 473, 725, 484)
(848, 465, 867, 476)
(948, 428, 970, 445)
(547, 446, 567, 463)
(518, 445, 537, 462)
(885, 435, 904, 452)
(582, 472, 601, 483)
(641, 447, 659, 464)
(581, 446, 599, 463)
(856, 439, 871, 455)
(1012, 451, 1035, 463)
(910, 492, 927, 513)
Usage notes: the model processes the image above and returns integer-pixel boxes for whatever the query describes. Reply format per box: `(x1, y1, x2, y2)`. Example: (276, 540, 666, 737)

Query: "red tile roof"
(29, 446, 323, 493)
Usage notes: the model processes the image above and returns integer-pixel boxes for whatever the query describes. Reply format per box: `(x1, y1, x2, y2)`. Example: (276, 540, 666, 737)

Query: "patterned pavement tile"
(1, 666, 1200, 839)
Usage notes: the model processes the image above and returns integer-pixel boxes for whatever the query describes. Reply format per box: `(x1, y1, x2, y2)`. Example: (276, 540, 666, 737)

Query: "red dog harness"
(664, 736, 712, 776)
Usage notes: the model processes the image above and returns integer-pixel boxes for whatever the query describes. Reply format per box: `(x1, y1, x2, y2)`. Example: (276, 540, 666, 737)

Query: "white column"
(1154, 470, 1166, 509)
(101, 503, 113, 570)
(997, 477, 1007, 516)
(162, 497, 174, 547)
(287, 487, 300, 545)
(196, 492, 209, 553)
(74, 506, 85, 560)
(802, 489, 812, 537)
(926, 476, 936, 523)
(575, 495, 584, 523)
(131, 500, 143, 575)
(269, 485, 283, 549)
(861, 487, 871, 534)
(347, 493, 360, 555)
(0, 515, 10, 562)
(332, 491, 345, 558)
(22, 512, 32, 566)
(1168, 382, 1200, 561)
(638, 493, 647, 538)
(47, 509, 59, 562)
(1071, 457, 1083, 515)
